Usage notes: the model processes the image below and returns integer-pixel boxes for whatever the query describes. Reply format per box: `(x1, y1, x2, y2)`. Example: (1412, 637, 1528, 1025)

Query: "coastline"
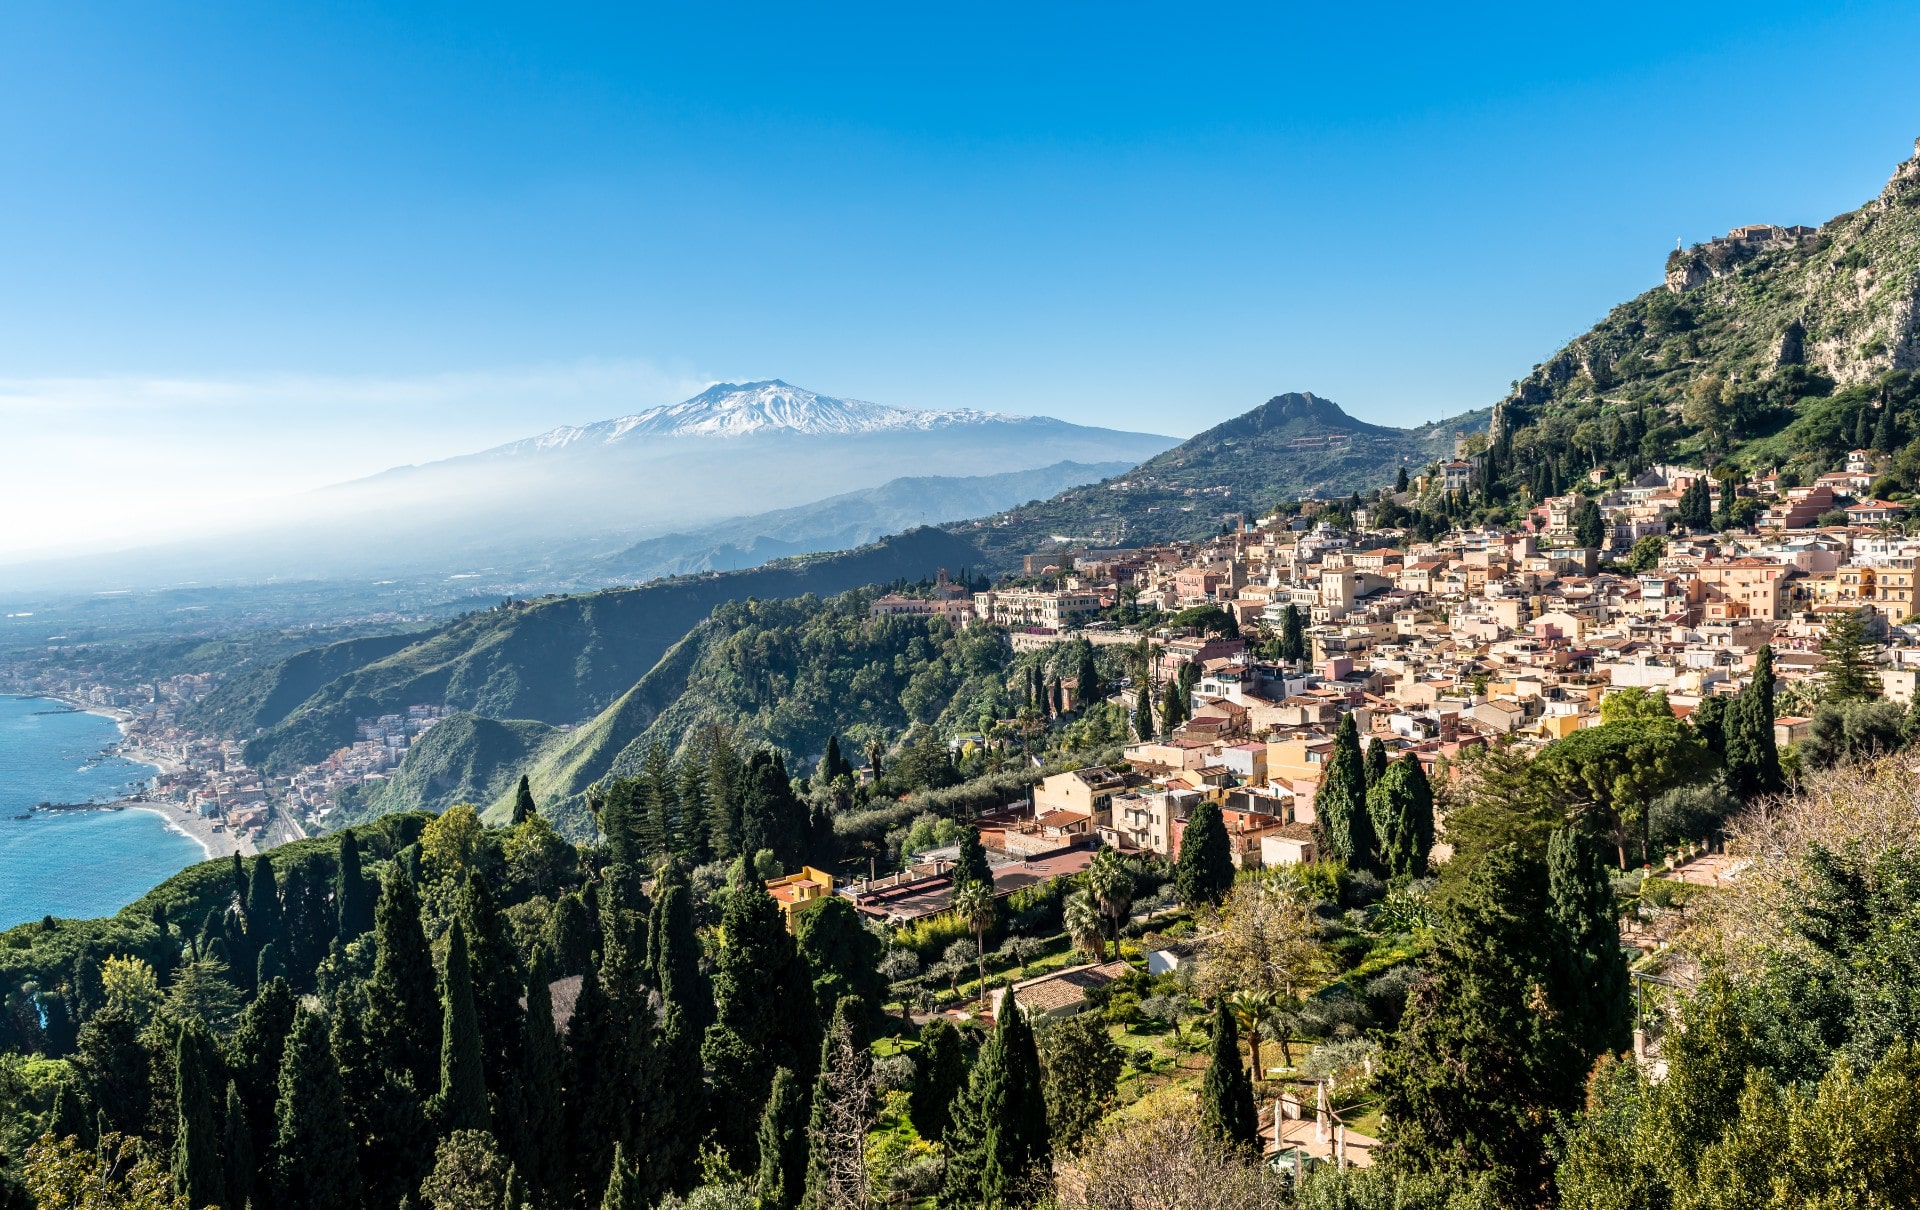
(131, 803, 255, 860)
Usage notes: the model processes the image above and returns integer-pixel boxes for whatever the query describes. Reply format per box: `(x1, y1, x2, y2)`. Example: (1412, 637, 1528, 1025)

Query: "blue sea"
(0, 695, 206, 929)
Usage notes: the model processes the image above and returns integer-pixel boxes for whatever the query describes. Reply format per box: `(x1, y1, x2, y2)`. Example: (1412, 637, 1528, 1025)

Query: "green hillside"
(1479, 140, 1920, 502)
(351, 713, 558, 824)
(184, 631, 420, 736)
(946, 391, 1486, 565)
(237, 525, 989, 772)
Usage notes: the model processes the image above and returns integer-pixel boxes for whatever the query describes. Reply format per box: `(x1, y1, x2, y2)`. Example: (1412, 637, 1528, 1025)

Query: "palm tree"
(952, 880, 995, 1006)
(1226, 990, 1274, 1078)
(1063, 890, 1104, 961)
(1086, 849, 1136, 957)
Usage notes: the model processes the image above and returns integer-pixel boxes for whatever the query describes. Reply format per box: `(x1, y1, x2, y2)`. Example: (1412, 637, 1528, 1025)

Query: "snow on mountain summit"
(518, 380, 1031, 449)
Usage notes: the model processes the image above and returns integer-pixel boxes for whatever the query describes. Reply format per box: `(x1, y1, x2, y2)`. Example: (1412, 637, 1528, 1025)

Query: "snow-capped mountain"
(514, 380, 1029, 449)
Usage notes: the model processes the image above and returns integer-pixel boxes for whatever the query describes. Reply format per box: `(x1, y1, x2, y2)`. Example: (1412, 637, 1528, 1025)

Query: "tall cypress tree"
(1317, 712, 1378, 873)
(651, 881, 709, 1193)
(952, 827, 993, 893)
(221, 1080, 252, 1210)
(1725, 644, 1785, 799)
(1133, 679, 1155, 739)
(939, 1003, 1050, 1208)
(457, 876, 523, 1108)
(1174, 799, 1234, 907)
(1368, 756, 1436, 879)
(1280, 604, 1307, 664)
(331, 988, 434, 1210)
(600, 1142, 643, 1210)
(1364, 737, 1388, 789)
(244, 855, 285, 982)
(229, 975, 294, 1197)
(272, 1008, 362, 1210)
(368, 863, 440, 1096)
(675, 754, 711, 864)
(434, 920, 490, 1134)
(1199, 997, 1259, 1153)
(512, 774, 538, 825)
(334, 829, 374, 943)
(908, 1018, 967, 1142)
(803, 996, 875, 1210)
(702, 875, 820, 1165)
(755, 1067, 809, 1210)
(1075, 643, 1101, 708)
(170, 1021, 223, 1209)
(1547, 828, 1632, 1061)
(514, 950, 565, 1204)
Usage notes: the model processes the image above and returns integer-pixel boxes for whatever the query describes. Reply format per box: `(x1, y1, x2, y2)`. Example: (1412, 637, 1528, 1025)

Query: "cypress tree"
(545, 892, 596, 979)
(1174, 799, 1234, 907)
(1317, 712, 1378, 873)
(940, 1003, 1050, 1209)
(1364, 737, 1388, 789)
(221, 1080, 252, 1210)
(822, 735, 847, 783)
(335, 829, 374, 943)
(953, 827, 993, 892)
(245, 855, 285, 976)
(1547, 827, 1632, 1061)
(330, 991, 434, 1210)
(1725, 644, 1785, 799)
(740, 750, 809, 869)
(1369, 756, 1436, 879)
(1280, 604, 1307, 664)
(1160, 677, 1188, 731)
(255, 941, 284, 989)
(512, 774, 538, 825)
(434, 919, 490, 1134)
(564, 963, 615, 1203)
(803, 996, 875, 1210)
(600, 1142, 642, 1210)
(368, 863, 440, 1095)
(272, 1008, 362, 1210)
(702, 875, 820, 1165)
(229, 852, 248, 909)
(457, 876, 523, 1108)
(1133, 679, 1155, 739)
(230, 975, 294, 1192)
(1199, 997, 1259, 1153)
(1075, 643, 1101, 707)
(514, 950, 565, 1203)
(675, 754, 711, 864)
(170, 1021, 223, 1209)
(908, 1018, 967, 1142)
(1875, 405, 1897, 453)
(755, 1067, 809, 1210)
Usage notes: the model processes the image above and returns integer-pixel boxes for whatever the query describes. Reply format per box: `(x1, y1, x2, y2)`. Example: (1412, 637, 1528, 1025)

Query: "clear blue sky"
(3, 2, 1920, 552)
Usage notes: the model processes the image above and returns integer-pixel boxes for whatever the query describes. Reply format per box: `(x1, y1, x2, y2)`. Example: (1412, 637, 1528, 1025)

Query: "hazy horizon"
(5, 3, 1920, 555)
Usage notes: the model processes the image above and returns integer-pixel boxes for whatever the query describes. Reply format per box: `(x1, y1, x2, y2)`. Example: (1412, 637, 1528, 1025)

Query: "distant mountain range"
(0, 381, 1174, 593)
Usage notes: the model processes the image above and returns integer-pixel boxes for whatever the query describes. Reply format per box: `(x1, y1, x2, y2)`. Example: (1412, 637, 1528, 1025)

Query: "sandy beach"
(134, 801, 256, 860)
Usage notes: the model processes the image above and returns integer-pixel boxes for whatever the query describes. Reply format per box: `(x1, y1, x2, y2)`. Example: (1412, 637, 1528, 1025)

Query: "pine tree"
(221, 1080, 253, 1210)
(1199, 998, 1259, 1153)
(170, 1021, 223, 1209)
(755, 1067, 809, 1210)
(1174, 799, 1234, 907)
(675, 753, 712, 864)
(1818, 608, 1881, 703)
(335, 829, 374, 943)
(707, 729, 745, 859)
(273, 1008, 362, 1210)
(512, 775, 538, 825)
(368, 863, 440, 1096)
(1547, 828, 1632, 1061)
(702, 876, 821, 1165)
(514, 951, 565, 1203)
(908, 1018, 967, 1142)
(1133, 679, 1155, 739)
(939, 1003, 1050, 1208)
(434, 920, 490, 1134)
(1724, 644, 1785, 799)
(1317, 712, 1378, 873)
(1368, 756, 1436, 879)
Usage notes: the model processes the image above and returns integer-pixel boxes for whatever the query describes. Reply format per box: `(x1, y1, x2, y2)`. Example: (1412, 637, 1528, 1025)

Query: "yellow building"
(766, 866, 837, 933)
